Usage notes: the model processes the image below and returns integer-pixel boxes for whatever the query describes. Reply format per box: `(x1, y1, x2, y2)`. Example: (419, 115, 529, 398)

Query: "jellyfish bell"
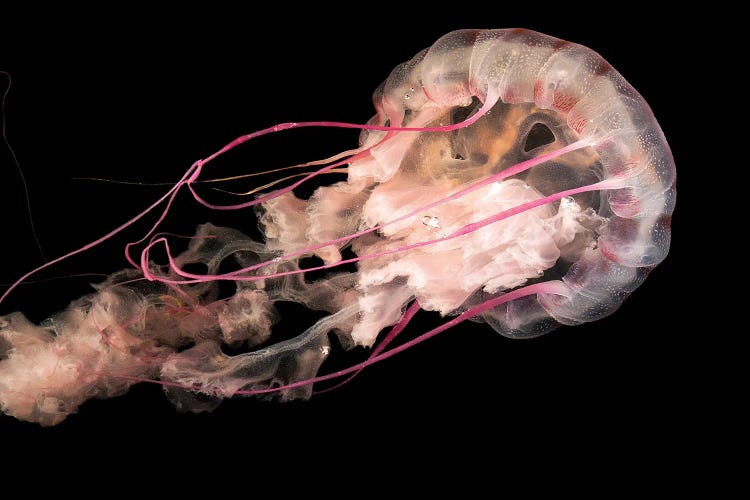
(0, 29, 674, 425)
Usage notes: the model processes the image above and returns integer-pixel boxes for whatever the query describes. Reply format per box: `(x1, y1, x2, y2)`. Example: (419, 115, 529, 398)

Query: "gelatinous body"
(0, 29, 675, 425)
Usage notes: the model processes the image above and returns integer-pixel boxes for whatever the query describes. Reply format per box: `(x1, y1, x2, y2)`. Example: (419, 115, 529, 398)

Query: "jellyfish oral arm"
(447, 176, 626, 239)
(113, 280, 568, 398)
(234, 281, 570, 396)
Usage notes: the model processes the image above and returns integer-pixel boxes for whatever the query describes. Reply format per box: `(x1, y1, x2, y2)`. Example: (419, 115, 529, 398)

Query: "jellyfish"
(0, 29, 675, 425)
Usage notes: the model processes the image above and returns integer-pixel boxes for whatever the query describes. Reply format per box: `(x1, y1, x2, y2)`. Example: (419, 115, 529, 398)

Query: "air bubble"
(560, 196, 576, 210)
(421, 216, 440, 229)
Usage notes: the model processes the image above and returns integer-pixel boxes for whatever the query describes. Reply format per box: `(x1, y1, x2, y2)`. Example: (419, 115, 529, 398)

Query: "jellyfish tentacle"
(0, 161, 200, 305)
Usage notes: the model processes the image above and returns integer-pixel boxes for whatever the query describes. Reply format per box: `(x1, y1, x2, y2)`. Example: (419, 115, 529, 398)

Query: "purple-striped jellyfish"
(0, 29, 675, 425)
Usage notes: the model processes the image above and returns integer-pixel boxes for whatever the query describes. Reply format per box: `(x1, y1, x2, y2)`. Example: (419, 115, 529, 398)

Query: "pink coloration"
(0, 29, 675, 425)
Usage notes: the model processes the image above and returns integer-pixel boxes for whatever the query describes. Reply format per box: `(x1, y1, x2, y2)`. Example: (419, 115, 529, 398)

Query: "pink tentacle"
(314, 299, 422, 394)
(0, 162, 198, 306)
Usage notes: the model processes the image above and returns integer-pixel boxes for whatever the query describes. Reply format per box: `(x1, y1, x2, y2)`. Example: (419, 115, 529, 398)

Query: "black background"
(0, 9, 692, 460)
